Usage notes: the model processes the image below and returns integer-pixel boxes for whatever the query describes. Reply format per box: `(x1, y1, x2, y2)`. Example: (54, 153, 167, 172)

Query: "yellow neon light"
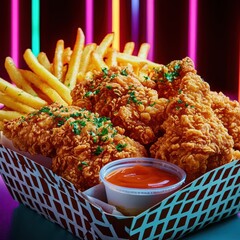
(112, 0, 120, 50)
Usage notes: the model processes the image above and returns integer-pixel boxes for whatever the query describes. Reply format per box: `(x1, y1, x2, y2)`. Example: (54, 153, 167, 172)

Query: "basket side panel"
(0, 145, 134, 240)
(129, 160, 240, 240)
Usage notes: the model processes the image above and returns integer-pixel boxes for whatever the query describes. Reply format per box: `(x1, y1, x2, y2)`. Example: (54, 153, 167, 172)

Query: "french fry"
(105, 48, 117, 67)
(53, 39, 64, 81)
(4, 57, 38, 96)
(64, 28, 85, 90)
(123, 42, 135, 55)
(37, 52, 52, 72)
(62, 47, 72, 65)
(0, 77, 47, 109)
(78, 43, 97, 80)
(20, 70, 68, 106)
(92, 52, 108, 71)
(0, 109, 25, 121)
(117, 52, 161, 69)
(23, 48, 72, 105)
(0, 92, 36, 113)
(90, 33, 115, 71)
(95, 33, 114, 57)
(137, 43, 150, 59)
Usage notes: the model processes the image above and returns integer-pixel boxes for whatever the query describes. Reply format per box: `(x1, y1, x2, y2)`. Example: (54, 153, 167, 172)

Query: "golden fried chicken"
(51, 109, 147, 191)
(150, 72, 234, 182)
(138, 57, 197, 99)
(210, 91, 240, 150)
(232, 150, 240, 160)
(71, 66, 168, 145)
(3, 103, 82, 156)
(3, 103, 147, 191)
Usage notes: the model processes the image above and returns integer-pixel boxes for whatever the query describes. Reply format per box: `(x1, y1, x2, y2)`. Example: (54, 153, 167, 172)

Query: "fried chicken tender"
(3, 103, 147, 191)
(71, 66, 168, 145)
(139, 57, 197, 99)
(51, 109, 147, 191)
(150, 72, 234, 182)
(210, 91, 240, 150)
(3, 103, 82, 156)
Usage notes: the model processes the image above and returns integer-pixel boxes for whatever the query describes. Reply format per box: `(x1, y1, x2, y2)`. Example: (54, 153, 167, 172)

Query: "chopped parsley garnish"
(101, 136, 109, 142)
(150, 102, 156, 107)
(111, 129, 118, 137)
(127, 91, 142, 105)
(106, 85, 113, 90)
(98, 127, 109, 136)
(70, 112, 82, 118)
(174, 64, 181, 71)
(164, 64, 181, 82)
(116, 143, 127, 152)
(94, 146, 104, 155)
(78, 161, 88, 170)
(94, 89, 100, 95)
(120, 69, 128, 76)
(110, 74, 117, 79)
(102, 67, 108, 78)
(39, 106, 54, 116)
(57, 120, 65, 127)
(84, 89, 100, 97)
(70, 122, 81, 135)
(93, 116, 109, 128)
(70, 120, 86, 135)
(84, 91, 93, 97)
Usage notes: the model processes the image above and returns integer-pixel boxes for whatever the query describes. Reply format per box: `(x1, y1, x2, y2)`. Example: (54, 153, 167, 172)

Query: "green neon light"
(31, 0, 40, 56)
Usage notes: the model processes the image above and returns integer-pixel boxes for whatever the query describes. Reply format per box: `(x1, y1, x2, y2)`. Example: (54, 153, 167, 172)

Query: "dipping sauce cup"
(99, 157, 186, 216)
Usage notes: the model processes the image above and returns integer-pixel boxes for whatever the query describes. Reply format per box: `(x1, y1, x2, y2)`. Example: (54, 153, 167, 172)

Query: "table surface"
(1, 175, 239, 240)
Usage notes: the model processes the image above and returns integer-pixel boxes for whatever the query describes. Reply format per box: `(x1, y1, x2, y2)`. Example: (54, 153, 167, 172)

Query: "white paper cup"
(99, 157, 186, 216)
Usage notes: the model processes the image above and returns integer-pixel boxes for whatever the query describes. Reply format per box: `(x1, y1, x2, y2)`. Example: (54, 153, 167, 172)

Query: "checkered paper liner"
(0, 144, 239, 240)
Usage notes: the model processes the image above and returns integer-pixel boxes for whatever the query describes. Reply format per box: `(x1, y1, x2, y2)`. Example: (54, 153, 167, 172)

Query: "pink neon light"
(11, 0, 19, 67)
(107, 0, 112, 33)
(85, 0, 93, 44)
(146, 0, 154, 61)
(188, 0, 198, 67)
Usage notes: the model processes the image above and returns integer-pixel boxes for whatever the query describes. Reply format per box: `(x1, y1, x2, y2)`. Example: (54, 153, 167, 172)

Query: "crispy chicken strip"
(3, 103, 147, 191)
(150, 73, 234, 182)
(71, 66, 168, 145)
(210, 91, 240, 150)
(3, 103, 82, 156)
(51, 109, 147, 191)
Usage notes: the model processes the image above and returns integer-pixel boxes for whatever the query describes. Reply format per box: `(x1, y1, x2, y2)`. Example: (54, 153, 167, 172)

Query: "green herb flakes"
(116, 143, 127, 152)
(94, 146, 104, 155)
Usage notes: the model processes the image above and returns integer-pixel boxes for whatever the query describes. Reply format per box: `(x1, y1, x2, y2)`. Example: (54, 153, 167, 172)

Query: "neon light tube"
(11, 0, 19, 67)
(107, 0, 112, 33)
(131, 0, 139, 45)
(146, 0, 154, 60)
(85, 0, 93, 44)
(188, 0, 198, 67)
(31, 0, 40, 56)
(112, 0, 120, 50)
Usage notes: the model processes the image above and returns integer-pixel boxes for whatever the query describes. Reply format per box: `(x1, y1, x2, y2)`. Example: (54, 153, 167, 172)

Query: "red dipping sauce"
(105, 164, 179, 189)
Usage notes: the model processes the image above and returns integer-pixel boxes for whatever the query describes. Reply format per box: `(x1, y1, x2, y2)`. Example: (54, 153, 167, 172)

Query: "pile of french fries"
(0, 27, 162, 129)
